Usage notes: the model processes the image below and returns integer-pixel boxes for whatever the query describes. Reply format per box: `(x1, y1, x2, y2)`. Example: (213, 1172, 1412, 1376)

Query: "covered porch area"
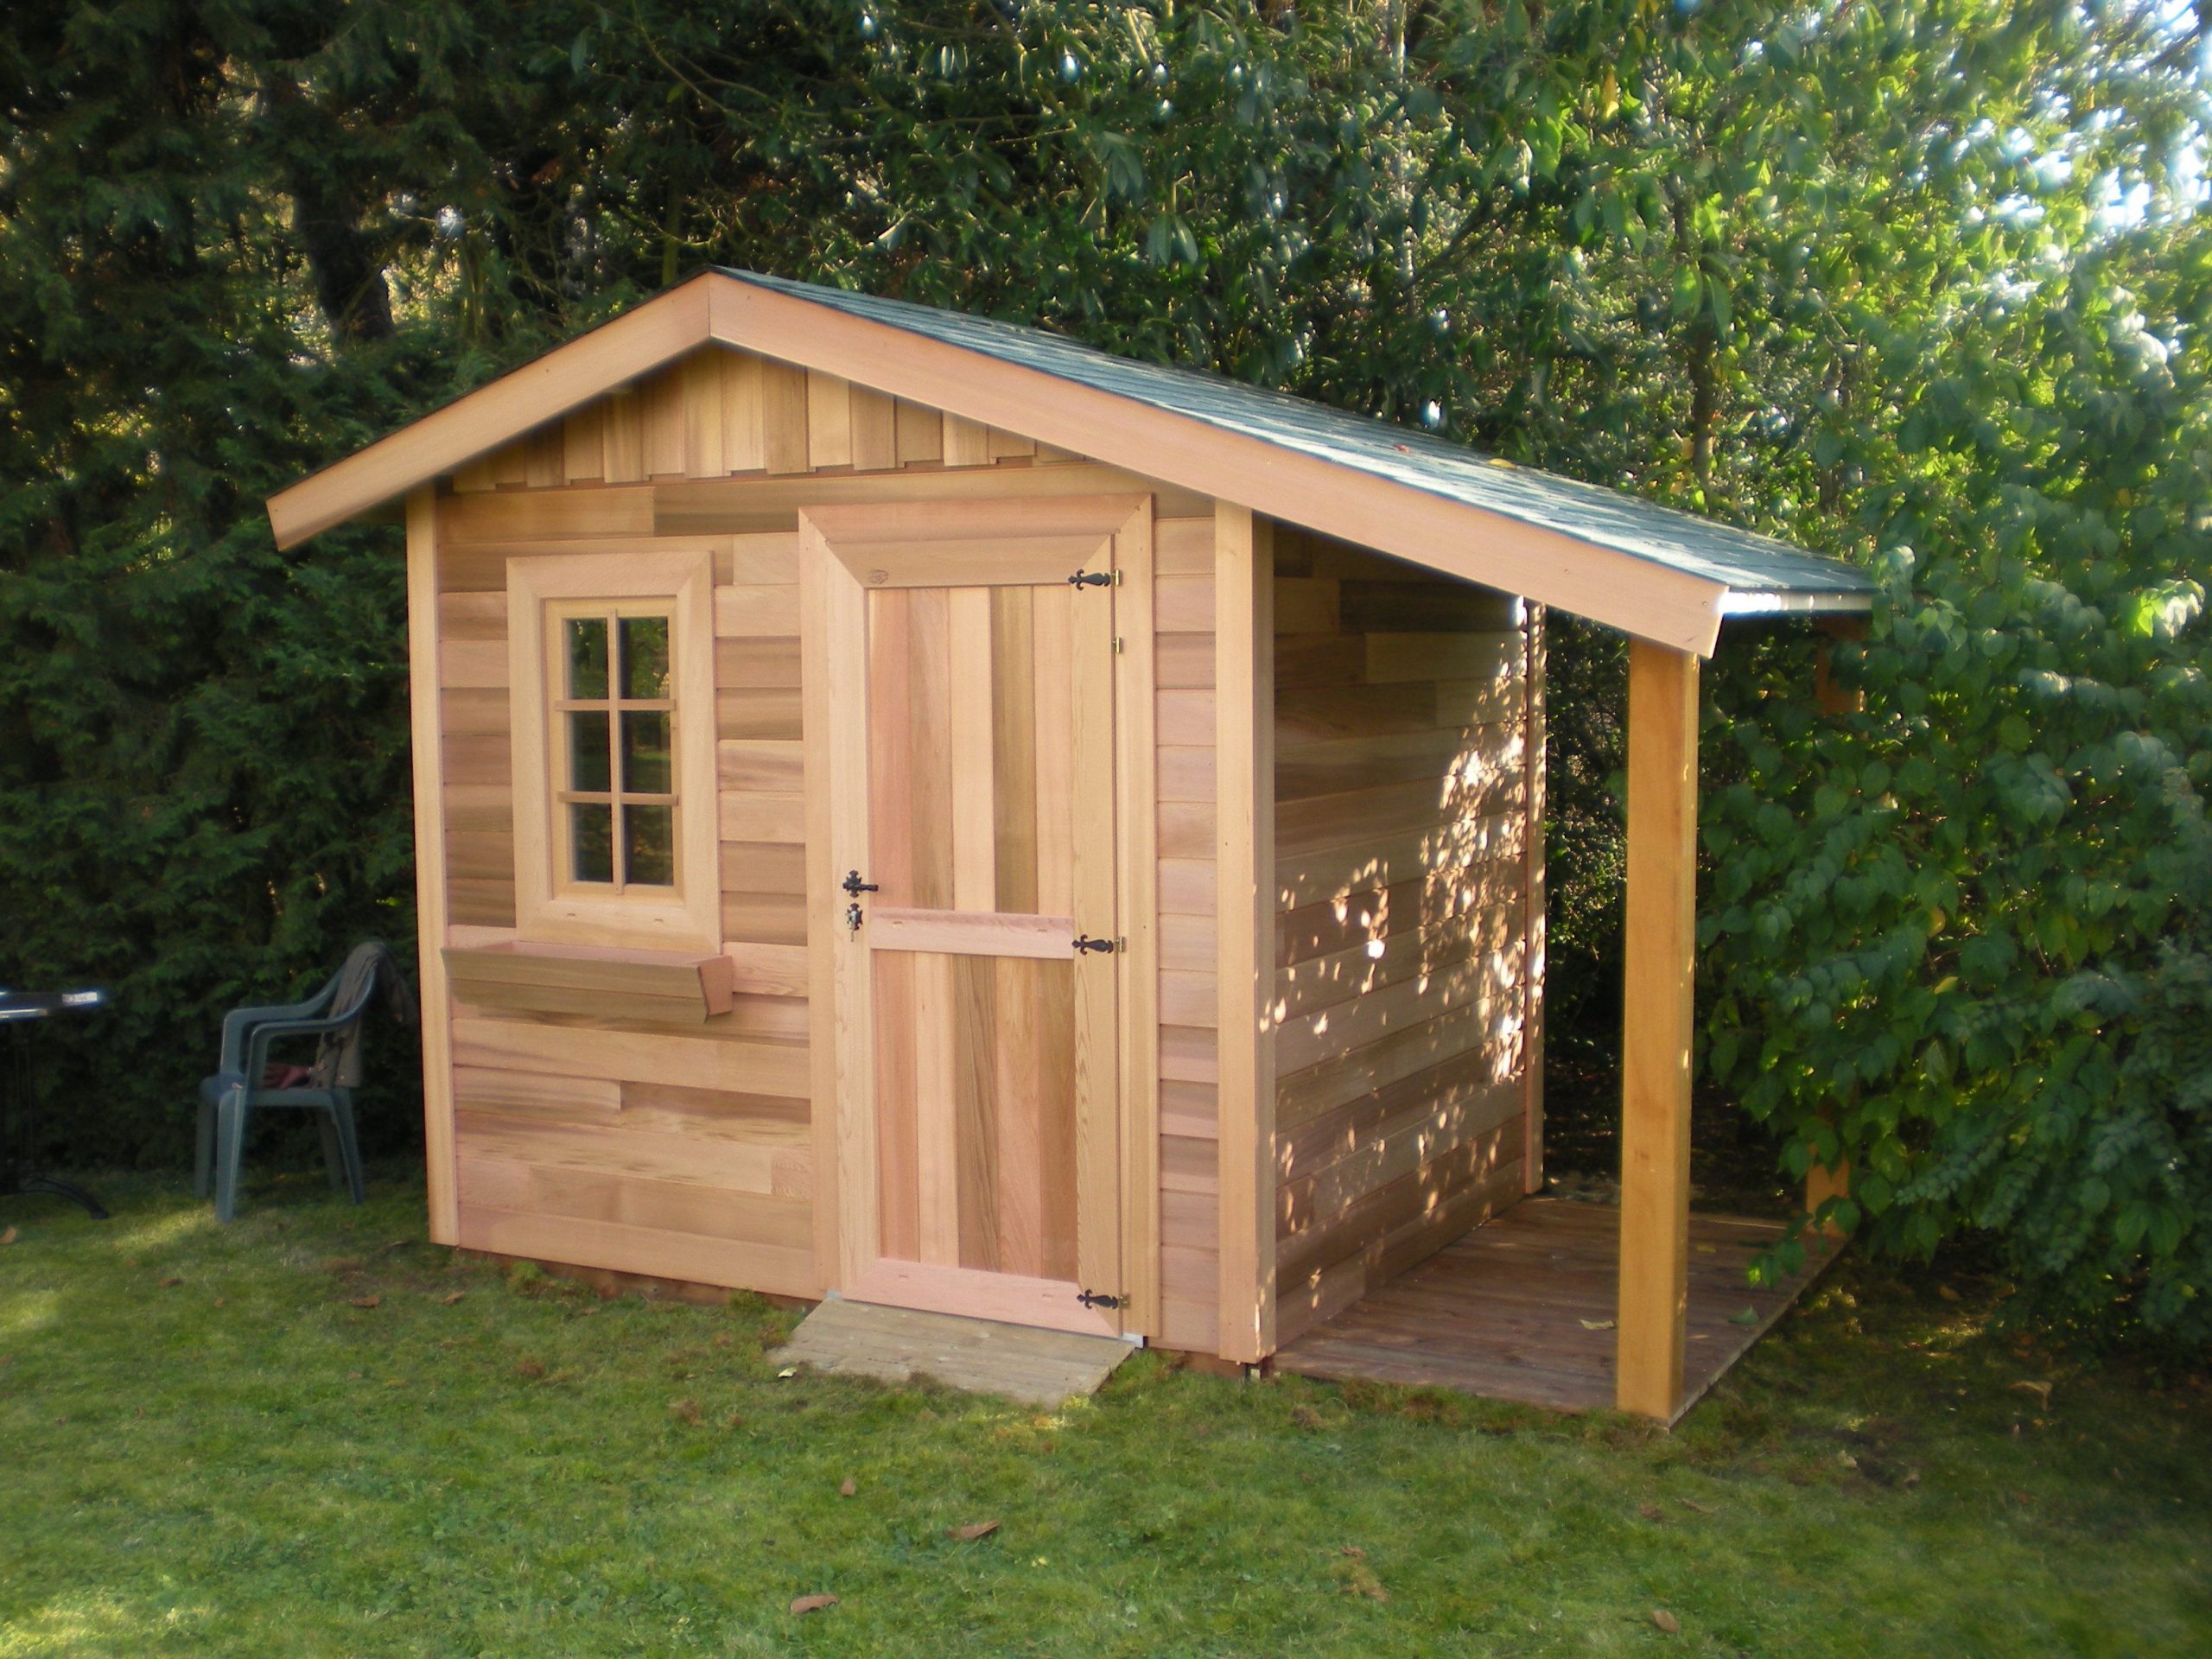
(1274, 1197, 1836, 1419)
(1272, 636, 1853, 1421)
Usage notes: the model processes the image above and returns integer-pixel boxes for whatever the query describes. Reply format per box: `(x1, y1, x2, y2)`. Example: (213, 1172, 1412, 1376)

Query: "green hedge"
(3, 1, 2205, 1338)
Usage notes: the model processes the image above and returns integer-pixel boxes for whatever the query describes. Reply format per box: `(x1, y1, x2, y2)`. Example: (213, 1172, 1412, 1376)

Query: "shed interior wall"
(1269, 525, 1541, 1346)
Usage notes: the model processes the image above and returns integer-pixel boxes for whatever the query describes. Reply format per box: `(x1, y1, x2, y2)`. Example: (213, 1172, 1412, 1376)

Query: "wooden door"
(805, 514, 1127, 1338)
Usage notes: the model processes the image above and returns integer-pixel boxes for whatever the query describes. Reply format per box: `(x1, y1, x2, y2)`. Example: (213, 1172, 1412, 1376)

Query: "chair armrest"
(221, 988, 335, 1076)
(242, 1013, 362, 1080)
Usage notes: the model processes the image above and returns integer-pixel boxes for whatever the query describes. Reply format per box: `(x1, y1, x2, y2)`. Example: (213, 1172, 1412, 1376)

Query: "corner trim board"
(405, 487, 460, 1244)
(1215, 505, 1276, 1362)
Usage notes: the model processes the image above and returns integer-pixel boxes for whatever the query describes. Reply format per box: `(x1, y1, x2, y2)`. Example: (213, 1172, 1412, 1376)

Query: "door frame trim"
(798, 493, 1160, 1336)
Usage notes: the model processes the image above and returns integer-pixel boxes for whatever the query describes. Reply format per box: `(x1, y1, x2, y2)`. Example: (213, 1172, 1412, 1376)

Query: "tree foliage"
(1705, 217, 2212, 1338)
(2, 0, 2206, 1337)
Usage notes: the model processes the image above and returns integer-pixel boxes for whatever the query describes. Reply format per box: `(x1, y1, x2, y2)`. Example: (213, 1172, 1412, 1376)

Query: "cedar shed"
(268, 270, 1871, 1421)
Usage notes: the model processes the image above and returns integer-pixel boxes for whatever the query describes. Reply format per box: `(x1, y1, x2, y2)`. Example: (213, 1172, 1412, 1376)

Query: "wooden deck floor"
(1274, 1198, 1833, 1421)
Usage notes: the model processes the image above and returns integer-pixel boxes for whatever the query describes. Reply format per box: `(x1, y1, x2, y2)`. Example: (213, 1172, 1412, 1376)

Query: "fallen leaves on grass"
(668, 1397, 701, 1425)
(1289, 1404, 1324, 1429)
(788, 1593, 838, 1616)
(776, 1366, 798, 1379)
(348, 1294, 381, 1309)
(1, 1224, 17, 1245)
(947, 1520, 1001, 1541)
(2009, 1380, 2054, 1408)
(1677, 1497, 1716, 1516)
(838, 1477, 857, 1497)
(1637, 1503, 1664, 1522)
(317, 1257, 365, 1274)
(515, 1357, 547, 1379)
(159, 1276, 183, 1288)
(1336, 1547, 1388, 1601)
(438, 1290, 466, 1306)
(1651, 1607, 1681, 1634)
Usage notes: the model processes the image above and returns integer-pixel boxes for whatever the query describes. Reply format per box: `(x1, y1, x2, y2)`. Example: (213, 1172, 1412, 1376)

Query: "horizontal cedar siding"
(1154, 509, 1220, 1354)
(1269, 524, 1535, 1346)
(433, 346, 1206, 1317)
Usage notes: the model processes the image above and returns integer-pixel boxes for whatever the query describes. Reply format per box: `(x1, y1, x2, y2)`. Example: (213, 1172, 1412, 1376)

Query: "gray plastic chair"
(196, 942, 415, 1223)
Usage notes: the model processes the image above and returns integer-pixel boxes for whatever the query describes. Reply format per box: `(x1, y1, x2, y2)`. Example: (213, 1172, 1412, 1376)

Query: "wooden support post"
(1521, 602, 1548, 1194)
(1615, 639, 1700, 1421)
(1216, 505, 1276, 1363)
(1807, 1147, 1853, 1238)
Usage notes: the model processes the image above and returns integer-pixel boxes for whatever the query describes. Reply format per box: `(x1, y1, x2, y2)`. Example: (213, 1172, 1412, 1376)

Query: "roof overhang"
(267, 271, 1871, 656)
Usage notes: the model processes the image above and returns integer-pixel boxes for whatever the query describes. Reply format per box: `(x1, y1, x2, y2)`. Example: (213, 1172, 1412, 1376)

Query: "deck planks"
(1274, 1198, 1834, 1421)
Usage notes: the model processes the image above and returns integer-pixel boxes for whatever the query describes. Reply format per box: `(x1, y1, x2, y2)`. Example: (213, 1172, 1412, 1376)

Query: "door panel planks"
(803, 495, 1148, 1338)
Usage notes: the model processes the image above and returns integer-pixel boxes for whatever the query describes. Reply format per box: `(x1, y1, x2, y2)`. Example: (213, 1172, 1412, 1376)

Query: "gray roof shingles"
(720, 268, 1872, 608)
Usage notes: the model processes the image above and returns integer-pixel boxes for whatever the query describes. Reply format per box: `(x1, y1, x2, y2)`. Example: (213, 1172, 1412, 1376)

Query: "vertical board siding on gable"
(430, 342, 1210, 1334)
(449, 347, 1058, 497)
(1269, 525, 1537, 1347)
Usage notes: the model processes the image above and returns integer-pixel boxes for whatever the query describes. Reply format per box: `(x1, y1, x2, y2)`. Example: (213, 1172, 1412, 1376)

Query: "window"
(556, 608, 677, 889)
(506, 546, 721, 951)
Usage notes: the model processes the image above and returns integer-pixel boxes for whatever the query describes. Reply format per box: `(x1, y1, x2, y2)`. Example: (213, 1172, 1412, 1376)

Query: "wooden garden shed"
(266, 269, 1872, 1421)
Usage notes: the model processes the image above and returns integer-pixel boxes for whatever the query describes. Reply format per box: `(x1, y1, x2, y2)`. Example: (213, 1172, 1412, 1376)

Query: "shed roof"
(268, 268, 1872, 654)
(723, 270, 1870, 616)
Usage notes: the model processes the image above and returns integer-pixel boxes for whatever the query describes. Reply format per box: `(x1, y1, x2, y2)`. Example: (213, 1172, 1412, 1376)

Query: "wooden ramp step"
(771, 1299, 1135, 1407)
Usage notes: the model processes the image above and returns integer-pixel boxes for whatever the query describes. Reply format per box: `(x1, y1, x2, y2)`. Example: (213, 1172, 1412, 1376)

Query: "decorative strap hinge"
(1077, 1289, 1124, 1310)
(1067, 569, 1114, 588)
(1071, 934, 1117, 955)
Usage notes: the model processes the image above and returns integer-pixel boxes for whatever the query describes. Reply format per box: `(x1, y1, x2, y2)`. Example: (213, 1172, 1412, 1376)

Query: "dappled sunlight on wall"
(1268, 529, 1542, 1344)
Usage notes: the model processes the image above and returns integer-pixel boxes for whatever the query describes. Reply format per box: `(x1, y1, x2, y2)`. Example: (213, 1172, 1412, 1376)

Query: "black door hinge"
(1077, 1289, 1124, 1310)
(842, 870, 879, 897)
(1067, 569, 1113, 588)
(1071, 934, 1116, 955)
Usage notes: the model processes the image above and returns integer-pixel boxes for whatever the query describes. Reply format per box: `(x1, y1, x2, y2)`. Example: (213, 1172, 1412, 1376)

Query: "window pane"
(620, 615, 671, 699)
(569, 804, 613, 883)
(625, 805, 675, 886)
(567, 710, 611, 792)
(566, 618, 608, 698)
(621, 709, 672, 793)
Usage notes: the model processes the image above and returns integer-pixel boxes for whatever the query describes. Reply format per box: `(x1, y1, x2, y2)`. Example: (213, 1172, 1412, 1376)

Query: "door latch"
(842, 873, 877, 936)
(1071, 935, 1117, 955)
(1067, 569, 1113, 589)
(1077, 1289, 1124, 1311)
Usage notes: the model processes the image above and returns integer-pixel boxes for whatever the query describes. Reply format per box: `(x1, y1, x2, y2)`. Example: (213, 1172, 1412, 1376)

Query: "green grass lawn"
(3, 1171, 2207, 1657)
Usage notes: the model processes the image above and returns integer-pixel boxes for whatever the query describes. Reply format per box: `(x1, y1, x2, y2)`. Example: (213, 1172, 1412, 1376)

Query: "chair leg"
(214, 1087, 249, 1224)
(317, 1114, 346, 1192)
(331, 1096, 366, 1205)
(194, 1098, 216, 1199)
